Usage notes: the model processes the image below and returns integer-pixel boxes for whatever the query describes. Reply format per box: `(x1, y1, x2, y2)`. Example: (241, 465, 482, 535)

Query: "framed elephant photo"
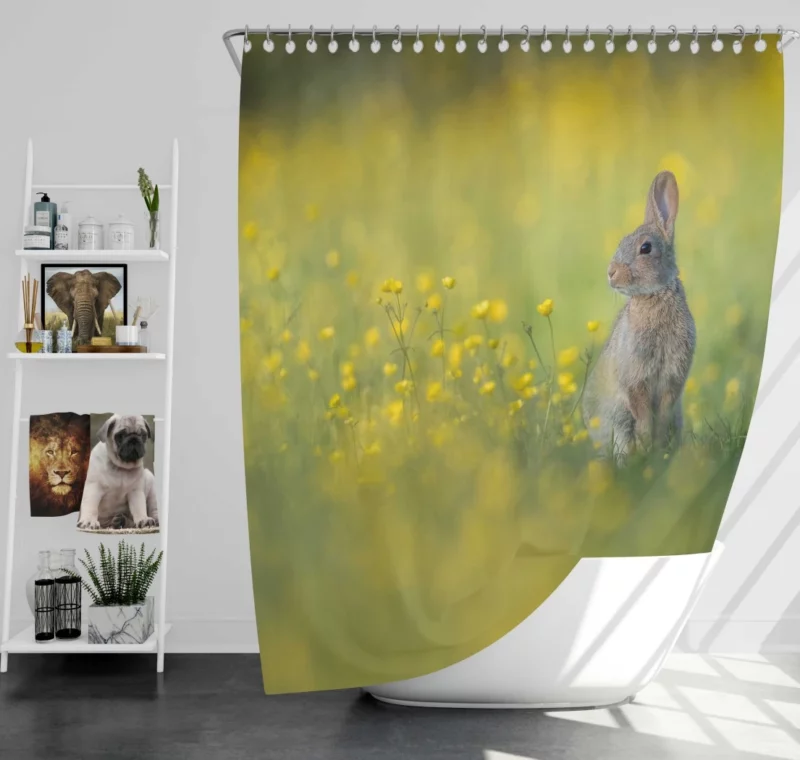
(41, 264, 127, 347)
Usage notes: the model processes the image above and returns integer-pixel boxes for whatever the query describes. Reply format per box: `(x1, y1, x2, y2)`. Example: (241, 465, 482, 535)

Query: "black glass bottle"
(55, 548, 81, 639)
(34, 550, 55, 642)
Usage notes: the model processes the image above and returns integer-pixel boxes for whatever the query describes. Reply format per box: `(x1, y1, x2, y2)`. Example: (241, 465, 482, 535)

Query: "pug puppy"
(77, 414, 159, 530)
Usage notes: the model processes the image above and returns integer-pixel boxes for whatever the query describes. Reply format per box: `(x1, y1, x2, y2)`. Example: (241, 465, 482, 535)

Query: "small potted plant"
(137, 167, 160, 249)
(73, 541, 163, 644)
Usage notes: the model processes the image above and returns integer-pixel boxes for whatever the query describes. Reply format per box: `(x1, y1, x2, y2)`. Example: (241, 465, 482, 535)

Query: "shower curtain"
(238, 34, 783, 694)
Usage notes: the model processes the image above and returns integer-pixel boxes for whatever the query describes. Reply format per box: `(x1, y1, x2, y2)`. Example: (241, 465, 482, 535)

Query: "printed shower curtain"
(238, 35, 783, 694)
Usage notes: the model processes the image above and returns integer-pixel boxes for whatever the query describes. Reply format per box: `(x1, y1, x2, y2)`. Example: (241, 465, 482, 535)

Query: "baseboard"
(678, 617, 800, 653)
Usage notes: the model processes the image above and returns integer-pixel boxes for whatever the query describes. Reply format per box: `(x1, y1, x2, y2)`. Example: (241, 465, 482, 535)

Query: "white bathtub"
(366, 541, 723, 709)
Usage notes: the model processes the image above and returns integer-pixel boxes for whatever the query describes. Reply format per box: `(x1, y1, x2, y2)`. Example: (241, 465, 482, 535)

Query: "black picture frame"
(40, 264, 128, 335)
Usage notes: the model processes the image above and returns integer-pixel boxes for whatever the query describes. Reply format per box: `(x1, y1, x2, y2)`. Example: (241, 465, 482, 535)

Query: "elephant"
(46, 269, 122, 346)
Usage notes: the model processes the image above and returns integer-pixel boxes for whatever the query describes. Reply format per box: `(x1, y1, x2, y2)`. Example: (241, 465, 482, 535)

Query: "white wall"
(0, 0, 798, 654)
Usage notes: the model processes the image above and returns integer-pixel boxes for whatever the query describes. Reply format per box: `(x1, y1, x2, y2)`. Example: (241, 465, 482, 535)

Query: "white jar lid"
(25, 225, 52, 234)
(109, 214, 134, 226)
(79, 216, 102, 227)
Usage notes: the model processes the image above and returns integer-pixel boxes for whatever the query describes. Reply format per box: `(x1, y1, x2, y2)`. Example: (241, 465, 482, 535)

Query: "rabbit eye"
(639, 241, 652, 255)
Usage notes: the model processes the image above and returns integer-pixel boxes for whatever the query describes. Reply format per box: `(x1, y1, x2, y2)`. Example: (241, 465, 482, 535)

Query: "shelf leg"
(1, 360, 24, 674)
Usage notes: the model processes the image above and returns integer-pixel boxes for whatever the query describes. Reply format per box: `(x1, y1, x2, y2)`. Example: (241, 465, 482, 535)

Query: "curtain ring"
(392, 24, 403, 52)
(349, 25, 360, 52)
(263, 24, 274, 52)
(648, 25, 657, 53)
(626, 25, 638, 52)
(668, 24, 680, 52)
(690, 25, 700, 54)
(521, 25, 531, 52)
(777, 25, 784, 53)
(414, 24, 423, 53)
(584, 25, 595, 52)
(499, 25, 509, 52)
(307, 25, 317, 53)
(243, 25, 251, 53)
(711, 24, 723, 51)
(456, 25, 466, 53)
(478, 25, 488, 53)
(328, 25, 338, 53)
(732, 24, 745, 54)
(436, 25, 445, 52)
(371, 25, 380, 52)
(606, 25, 615, 53)
(754, 25, 765, 52)
(563, 25, 572, 53)
(285, 24, 296, 54)
(541, 24, 552, 52)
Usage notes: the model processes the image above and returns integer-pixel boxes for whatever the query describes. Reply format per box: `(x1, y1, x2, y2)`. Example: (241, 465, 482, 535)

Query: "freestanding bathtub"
(366, 541, 723, 709)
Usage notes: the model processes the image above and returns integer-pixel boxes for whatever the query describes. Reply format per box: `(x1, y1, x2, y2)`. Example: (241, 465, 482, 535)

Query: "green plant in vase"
(138, 167, 160, 249)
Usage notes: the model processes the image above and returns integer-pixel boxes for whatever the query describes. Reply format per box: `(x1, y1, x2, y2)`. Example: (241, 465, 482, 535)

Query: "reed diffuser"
(15, 274, 43, 353)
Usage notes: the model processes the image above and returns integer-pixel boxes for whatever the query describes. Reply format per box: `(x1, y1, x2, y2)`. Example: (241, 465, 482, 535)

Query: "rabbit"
(583, 171, 696, 461)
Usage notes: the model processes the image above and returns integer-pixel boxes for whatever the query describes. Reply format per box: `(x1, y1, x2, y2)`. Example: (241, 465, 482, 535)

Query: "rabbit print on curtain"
(238, 33, 784, 693)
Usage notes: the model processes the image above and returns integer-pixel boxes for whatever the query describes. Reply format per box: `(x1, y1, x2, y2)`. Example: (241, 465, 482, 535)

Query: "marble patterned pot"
(87, 597, 155, 644)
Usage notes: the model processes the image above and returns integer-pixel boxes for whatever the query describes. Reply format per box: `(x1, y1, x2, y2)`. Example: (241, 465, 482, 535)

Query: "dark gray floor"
(1, 654, 798, 759)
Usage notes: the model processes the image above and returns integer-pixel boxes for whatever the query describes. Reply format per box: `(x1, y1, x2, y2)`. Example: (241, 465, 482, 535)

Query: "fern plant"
(72, 541, 163, 606)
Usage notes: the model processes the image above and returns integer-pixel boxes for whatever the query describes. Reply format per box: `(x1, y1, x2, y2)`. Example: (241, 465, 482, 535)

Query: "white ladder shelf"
(0, 139, 179, 673)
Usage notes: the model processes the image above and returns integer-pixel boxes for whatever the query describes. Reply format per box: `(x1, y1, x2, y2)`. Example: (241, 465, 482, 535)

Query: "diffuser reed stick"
(19, 274, 40, 353)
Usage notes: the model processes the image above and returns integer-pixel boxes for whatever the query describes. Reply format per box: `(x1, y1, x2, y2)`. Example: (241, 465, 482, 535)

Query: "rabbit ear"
(645, 171, 679, 241)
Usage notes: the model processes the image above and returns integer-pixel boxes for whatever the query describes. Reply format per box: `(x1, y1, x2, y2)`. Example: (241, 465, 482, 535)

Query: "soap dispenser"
(33, 192, 58, 248)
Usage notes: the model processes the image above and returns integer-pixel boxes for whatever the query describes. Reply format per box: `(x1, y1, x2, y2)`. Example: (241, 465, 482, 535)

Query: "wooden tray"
(76, 345, 147, 353)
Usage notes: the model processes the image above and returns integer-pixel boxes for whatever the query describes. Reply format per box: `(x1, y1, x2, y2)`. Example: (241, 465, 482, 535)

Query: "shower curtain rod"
(223, 25, 799, 75)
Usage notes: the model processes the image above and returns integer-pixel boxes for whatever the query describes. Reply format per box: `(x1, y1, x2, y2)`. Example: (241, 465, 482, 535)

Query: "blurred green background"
(239, 37, 783, 693)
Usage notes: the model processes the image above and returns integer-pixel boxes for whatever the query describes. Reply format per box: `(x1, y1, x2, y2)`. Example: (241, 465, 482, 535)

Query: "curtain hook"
(626, 25, 638, 52)
(690, 25, 700, 54)
(711, 25, 723, 52)
(456, 25, 466, 53)
(349, 25, 360, 52)
(777, 25, 784, 53)
(584, 26, 595, 52)
(263, 24, 274, 52)
(243, 25, 251, 53)
(563, 25, 572, 53)
(414, 24, 423, 53)
(668, 24, 680, 52)
(648, 25, 657, 53)
(499, 25, 509, 52)
(307, 25, 317, 53)
(392, 25, 403, 52)
(286, 24, 296, 54)
(521, 25, 531, 52)
(436, 25, 445, 52)
(606, 25, 615, 53)
(732, 24, 745, 54)
(541, 24, 552, 52)
(754, 25, 765, 52)
(328, 25, 338, 53)
(371, 25, 381, 52)
(477, 25, 488, 53)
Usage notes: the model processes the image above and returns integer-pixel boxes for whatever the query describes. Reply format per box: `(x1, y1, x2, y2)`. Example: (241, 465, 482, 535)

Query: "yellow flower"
(589, 416, 601, 429)
(262, 349, 283, 373)
(346, 270, 360, 288)
(381, 278, 403, 294)
(426, 292, 443, 310)
(395, 379, 413, 395)
(336, 406, 350, 419)
(431, 338, 445, 357)
(573, 429, 589, 443)
(685, 377, 698, 395)
(426, 381, 443, 402)
(536, 298, 554, 317)
(385, 399, 404, 425)
(488, 338, 500, 349)
(318, 326, 335, 341)
(242, 221, 258, 241)
(391, 280, 404, 294)
(308, 369, 320, 382)
(513, 373, 534, 391)
(329, 394, 342, 408)
(266, 267, 281, 282)
(364, 442, 381, 456)
(562, 423, 574, 437)
(528, 359, 538, 370)
(557, 372, 575, 389)
(295, 340, 311, 363)
(240, 317, 252, 333)
(340, 361, 355, 376)
(479, 381, 496, 396)
(325, 249, 340, 268)
(442, 276, 456, 290)
(279, 368, 288, 379)
(464, 334, 484, 353)
(380, 279, 394, 293)
(448, 343, 463, 369)
(520, 386, 538, 399)
(383, 362, 398, 377)
(343, 416, 356, 427)
(725, 378, 741, 401)
(471, 300, 491, 320)
(488, 299, 508, 323)
(304, 203, 319, 221)
(501, 353, 518, 368)
(473, 365, 486, 384)
(725, 304, 744, 327)
(362, 326, 380, 348)
(508, 399, 524, 415)
(342, 375, 357, 392)
(449, 368, 463, 379)
(416, 273, 434, 294)
(328, 449, 344, 463)
(279, 329, 293, 343)
(587, 320, 600, 333)
(558, 347, 580, 368)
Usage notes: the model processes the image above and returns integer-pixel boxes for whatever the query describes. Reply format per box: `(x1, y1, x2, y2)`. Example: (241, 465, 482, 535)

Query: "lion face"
(42, 435, 81, 494)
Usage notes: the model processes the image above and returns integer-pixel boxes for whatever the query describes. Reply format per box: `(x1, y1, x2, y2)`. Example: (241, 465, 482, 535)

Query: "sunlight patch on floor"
(705, 716, 800, 759)
(677, 685, 774, 724)
(713, 658, 800, 688)
(543, 708, 619, 728)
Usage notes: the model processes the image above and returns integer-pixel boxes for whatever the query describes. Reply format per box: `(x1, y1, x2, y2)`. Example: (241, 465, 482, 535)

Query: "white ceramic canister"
(78, 216, 104, 250)
(107, 214, 135, 251)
